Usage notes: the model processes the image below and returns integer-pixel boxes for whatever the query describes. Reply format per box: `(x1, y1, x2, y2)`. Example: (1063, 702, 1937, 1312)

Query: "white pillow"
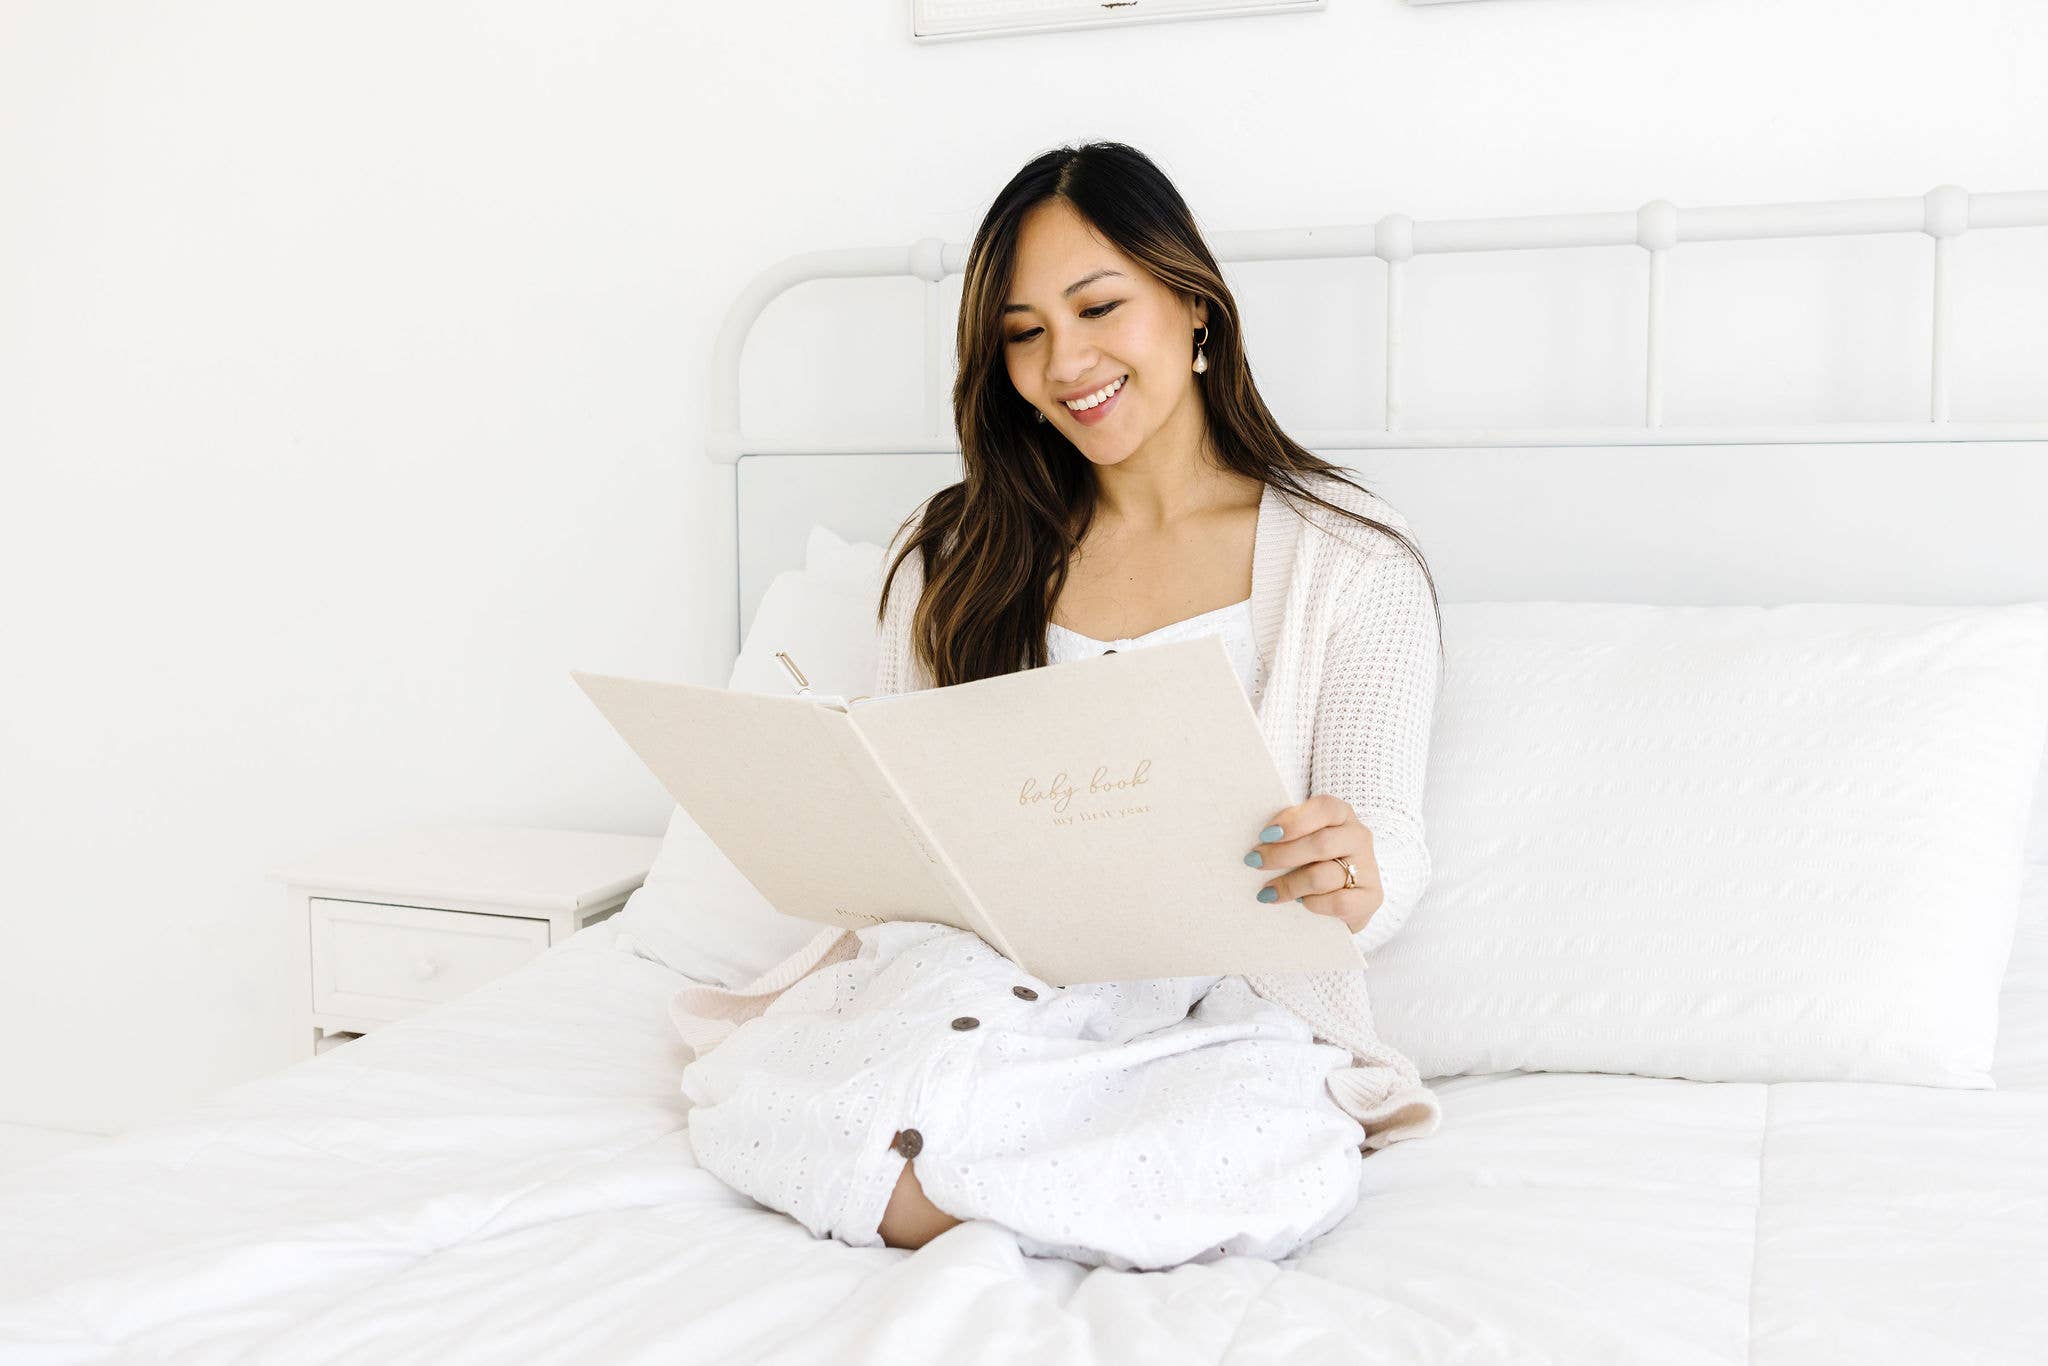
(610, 531, 892, 987)
(805, 522, 885, 587)
(2032, 741, 2048, 867)
(1366, 601, 2048, 1090)
(723, 558, 882, 700)
(609, 804, 823, 989)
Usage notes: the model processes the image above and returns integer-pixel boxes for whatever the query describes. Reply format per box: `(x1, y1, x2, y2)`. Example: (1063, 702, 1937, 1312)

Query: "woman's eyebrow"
(1003, 269, 1127, 315)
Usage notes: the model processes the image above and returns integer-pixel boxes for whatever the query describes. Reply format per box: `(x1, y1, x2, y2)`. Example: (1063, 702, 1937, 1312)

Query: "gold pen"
(773, 651, 811, 695)
(774, 652, 871, 708)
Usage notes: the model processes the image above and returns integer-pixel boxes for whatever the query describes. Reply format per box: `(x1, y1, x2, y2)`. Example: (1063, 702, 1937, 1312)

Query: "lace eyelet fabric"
(678, 919, 1366, 1270)
(1045, 595, 1266, 710)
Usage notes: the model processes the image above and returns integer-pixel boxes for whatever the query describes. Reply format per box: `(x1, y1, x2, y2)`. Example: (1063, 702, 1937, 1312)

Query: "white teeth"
(1063, 374, 1126, 410)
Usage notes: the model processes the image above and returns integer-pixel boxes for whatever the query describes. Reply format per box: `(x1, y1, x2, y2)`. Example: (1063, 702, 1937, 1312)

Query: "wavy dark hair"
(878, 140, 1442, 689)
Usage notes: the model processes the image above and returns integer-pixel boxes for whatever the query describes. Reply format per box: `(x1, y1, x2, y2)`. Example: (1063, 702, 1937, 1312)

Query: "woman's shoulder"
(1285, 469, 1417, 562)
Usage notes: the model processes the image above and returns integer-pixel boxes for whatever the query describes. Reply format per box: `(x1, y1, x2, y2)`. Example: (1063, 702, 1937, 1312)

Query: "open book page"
(569, 671, 981, 937)
(845, 635, 1362, 985)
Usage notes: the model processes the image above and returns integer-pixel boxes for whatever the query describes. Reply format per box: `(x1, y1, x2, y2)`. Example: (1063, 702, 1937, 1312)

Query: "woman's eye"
(1007, 301, 1120, 344)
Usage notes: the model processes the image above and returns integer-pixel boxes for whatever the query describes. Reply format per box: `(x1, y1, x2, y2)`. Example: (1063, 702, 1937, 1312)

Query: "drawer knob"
(412, 956, 443, 981)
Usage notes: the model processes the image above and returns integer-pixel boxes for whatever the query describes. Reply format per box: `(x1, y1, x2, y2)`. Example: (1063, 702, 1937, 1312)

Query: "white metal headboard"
(708, 184, 2048, 651)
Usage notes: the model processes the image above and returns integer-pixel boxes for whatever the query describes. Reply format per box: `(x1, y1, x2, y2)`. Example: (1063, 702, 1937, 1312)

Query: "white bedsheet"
(3, 864, 2045, 1365)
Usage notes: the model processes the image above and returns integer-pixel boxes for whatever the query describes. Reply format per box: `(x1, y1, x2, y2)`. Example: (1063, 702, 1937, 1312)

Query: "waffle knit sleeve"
(669, 926, 861, 1062)
(1310, 539, 1443, 957)
(872, 514, 927, 698)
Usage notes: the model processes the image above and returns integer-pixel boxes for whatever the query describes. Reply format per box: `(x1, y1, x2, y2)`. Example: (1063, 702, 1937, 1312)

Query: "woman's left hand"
(1245, 794, 1384, 935)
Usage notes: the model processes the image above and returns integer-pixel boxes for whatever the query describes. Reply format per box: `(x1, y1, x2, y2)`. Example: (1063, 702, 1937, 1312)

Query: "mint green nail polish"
(1261, 825, 1284, 842)
(1256, 887, 1278, 903)
(1243, 850, 1262, 868)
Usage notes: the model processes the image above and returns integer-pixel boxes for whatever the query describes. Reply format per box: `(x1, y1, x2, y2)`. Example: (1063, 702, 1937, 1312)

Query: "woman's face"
(1001, 198, 1207, 469)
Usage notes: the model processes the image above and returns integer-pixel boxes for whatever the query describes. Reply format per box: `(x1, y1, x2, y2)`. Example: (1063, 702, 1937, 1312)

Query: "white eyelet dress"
(675, 598, 1370, 1272)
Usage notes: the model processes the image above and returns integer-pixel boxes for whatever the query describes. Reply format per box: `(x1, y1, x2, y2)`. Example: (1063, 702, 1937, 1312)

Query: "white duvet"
(3, 866, 2045, 1365)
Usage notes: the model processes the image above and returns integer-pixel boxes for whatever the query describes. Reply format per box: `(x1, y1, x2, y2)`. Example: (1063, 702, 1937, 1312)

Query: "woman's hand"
(1243, 793, 1384, 935)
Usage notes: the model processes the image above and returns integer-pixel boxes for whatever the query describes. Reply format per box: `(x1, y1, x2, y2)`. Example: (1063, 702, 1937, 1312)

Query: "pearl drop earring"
(1193, 324, 1209, 374)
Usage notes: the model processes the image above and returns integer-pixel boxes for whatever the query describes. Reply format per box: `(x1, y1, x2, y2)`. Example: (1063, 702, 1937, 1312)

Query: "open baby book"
(571, 634, 1362, 985)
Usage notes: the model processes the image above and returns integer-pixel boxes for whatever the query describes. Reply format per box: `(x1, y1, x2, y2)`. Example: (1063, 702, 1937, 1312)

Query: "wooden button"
(891, 1128, 923, 1158)
(1012, 986, 1038, 1001)
(950, 1016, 979, 1030)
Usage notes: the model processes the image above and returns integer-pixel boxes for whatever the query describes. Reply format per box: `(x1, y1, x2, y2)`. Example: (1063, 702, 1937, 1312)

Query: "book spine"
(838, 708, 1026, 966)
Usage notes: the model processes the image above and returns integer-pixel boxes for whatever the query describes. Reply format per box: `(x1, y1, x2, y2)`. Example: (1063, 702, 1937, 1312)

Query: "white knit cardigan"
(671, 469, 1445, 1152)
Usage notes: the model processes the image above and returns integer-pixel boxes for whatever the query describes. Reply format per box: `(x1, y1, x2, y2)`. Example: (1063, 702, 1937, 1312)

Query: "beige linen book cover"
(570, 634, 1361, 985)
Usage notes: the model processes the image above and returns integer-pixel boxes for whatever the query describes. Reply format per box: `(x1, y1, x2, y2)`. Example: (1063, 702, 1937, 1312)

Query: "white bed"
(6, 186, 2048, 1363)
(0, 857, 2041, 1362)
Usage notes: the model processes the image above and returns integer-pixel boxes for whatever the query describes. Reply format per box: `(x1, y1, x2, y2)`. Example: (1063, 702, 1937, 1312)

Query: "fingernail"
(1260, 825, 1284, 842)
(1256, 887, 1278, 903)
(1243, 850, 1262, 868)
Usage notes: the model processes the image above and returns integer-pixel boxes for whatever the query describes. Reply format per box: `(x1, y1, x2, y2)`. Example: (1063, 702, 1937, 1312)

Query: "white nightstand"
(269, 825, 663, 1057)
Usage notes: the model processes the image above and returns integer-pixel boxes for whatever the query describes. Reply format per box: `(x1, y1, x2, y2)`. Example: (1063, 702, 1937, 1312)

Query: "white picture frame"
(910, 0, 1325, 45)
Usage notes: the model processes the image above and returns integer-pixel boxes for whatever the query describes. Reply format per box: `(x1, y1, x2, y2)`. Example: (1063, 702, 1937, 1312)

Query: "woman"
(673, 141, 1446, 1272)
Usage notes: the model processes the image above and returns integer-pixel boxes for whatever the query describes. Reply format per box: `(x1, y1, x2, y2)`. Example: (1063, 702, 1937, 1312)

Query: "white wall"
(2, 0, 2044, 1135)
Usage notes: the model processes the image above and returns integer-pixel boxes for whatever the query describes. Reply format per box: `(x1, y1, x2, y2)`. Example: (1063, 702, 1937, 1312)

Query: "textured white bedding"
(2, 862, 2043, 1364)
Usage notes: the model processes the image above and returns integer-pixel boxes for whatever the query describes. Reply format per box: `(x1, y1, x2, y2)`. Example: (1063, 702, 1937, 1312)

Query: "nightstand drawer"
(309, 898, 551, 1020)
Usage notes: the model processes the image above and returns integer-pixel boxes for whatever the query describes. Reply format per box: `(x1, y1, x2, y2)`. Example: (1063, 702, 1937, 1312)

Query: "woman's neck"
(1089, 460, 1261, 534)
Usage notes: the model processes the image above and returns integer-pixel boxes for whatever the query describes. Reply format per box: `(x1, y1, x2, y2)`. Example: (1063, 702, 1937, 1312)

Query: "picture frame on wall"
(910, 0, 1325, 45)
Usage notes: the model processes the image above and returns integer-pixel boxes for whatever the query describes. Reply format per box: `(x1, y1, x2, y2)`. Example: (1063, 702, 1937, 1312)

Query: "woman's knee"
(877, 1158, 962, 1250)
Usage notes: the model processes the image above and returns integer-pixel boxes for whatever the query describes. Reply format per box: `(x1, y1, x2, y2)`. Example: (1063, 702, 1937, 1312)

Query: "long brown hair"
(878, 140, 1442, 689)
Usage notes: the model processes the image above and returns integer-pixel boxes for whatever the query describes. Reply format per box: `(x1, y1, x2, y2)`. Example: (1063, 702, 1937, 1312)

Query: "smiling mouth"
(1062, 374, 1127, 411)
(1060, 374, 1128, 427)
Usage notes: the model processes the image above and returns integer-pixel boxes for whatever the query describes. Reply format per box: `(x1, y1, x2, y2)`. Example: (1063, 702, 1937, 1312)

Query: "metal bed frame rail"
(707, 184, 2048, 464)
